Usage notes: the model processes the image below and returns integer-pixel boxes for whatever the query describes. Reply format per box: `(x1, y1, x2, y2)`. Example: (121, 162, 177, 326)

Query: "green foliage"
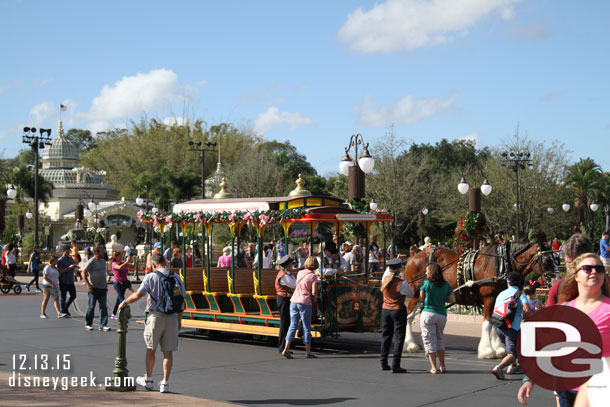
(2, 219, 17, 244)
(64, 128, 97, 153)
(22, 231, 35, 251)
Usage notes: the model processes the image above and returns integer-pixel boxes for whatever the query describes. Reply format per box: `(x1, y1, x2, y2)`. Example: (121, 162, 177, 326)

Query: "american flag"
(60, 104, 67, 111)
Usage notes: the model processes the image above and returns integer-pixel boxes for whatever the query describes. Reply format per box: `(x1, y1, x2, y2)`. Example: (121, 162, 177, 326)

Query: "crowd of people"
(3, 227, 609, 404)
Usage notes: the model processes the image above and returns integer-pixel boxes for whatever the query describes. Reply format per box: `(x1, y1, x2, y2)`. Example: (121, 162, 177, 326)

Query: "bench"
(253, 270, 279, 317)
(227, 268, 258, 314)
(182, 268, 205, 293)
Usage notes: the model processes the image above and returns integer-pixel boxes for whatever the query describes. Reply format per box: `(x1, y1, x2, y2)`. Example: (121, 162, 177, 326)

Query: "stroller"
(0, 274, 22, 294)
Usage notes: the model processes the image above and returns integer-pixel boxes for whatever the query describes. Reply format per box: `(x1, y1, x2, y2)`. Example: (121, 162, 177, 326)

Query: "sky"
(1, 0, 609, 176)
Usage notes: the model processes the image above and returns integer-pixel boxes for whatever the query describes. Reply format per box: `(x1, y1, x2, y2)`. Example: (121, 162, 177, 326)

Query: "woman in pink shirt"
(281, 256, 319, 359)
(553, 253, 610, 406)
(217, 247, 232, 268)
(111, 251, 135, 318)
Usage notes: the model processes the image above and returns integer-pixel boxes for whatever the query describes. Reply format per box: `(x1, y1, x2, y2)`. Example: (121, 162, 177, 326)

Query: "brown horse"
(403, 242, 552, 359)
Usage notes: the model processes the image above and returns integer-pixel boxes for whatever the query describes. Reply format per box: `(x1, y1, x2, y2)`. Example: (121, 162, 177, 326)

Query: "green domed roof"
(41, 121, 78, 161)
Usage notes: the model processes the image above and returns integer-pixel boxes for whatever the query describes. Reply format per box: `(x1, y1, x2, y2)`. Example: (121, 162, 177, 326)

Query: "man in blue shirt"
(600, 231, 610, 268)
(276, 241, 286, 258)
(491, 272, 531, 380)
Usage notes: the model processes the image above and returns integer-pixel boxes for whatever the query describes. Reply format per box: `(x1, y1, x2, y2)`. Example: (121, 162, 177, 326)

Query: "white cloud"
(458, 132, 479, 147)
(354, 93, 458, 127)
(338, 0, 520, 54)
(253, 107, 314, 133)
(80, 69, 182, 132)
(539, 91, 561, 103)
(162, 116, 187, 126)
(29, 102, 55, 125)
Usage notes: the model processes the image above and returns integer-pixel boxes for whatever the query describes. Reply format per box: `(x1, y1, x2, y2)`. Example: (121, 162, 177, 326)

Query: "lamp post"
(188, 141, 217, 199)
(22, 127, 53, 247)
(501, 151, 532, 240)
(135, 187, 150, 246)
(418, 207, 429, 246)
(457, 166, 492, 248)
(339, 133, 375, 200)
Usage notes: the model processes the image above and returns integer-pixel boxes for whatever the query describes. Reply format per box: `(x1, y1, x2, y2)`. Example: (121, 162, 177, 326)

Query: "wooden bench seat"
(229, 269, 255, 296)
(182, 268, 205, 292)
(207, 268, 229, 294)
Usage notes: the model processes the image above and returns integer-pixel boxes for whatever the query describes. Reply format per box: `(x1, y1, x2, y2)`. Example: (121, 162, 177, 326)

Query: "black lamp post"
(188, 141, 217, 199)
(135, 187, 150, 245)
(501, 151, 532, 240)
(457, 165, 492, 248)
(339, 134, 375, 200)
(22, 127, 53, 247)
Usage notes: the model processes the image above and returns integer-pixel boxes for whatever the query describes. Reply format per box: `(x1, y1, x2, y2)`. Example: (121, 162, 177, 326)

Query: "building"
(39, 121, 143, 248)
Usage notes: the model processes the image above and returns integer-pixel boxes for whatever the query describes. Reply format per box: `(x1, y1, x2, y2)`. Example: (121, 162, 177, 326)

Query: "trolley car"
(139, 182, 391, 339)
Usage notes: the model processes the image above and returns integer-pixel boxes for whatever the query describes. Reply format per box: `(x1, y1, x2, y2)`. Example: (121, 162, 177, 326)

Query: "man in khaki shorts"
(119, 253, 185, 393)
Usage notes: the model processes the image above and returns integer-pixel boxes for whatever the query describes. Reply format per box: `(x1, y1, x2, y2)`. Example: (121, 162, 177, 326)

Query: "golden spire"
(213, 177, 235, 199)
(288, 173, 311, 197)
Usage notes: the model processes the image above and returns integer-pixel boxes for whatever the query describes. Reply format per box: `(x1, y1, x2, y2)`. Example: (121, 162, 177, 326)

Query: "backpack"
(490, 290, 522, 329)
(153, 270, 185, 314)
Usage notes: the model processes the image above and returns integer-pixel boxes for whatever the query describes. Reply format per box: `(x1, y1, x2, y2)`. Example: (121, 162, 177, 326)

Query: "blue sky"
(1, 0, 608, 175)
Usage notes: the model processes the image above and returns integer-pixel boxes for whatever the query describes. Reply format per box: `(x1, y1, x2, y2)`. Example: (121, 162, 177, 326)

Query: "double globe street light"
(339, 134, 375, 200)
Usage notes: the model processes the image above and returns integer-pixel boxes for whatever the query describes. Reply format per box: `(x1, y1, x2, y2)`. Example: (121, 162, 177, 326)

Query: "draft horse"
(403, 242, 553, 359)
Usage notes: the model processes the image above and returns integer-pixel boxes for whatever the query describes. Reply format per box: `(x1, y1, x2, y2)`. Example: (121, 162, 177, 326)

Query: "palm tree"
(566, 158, 601, 233)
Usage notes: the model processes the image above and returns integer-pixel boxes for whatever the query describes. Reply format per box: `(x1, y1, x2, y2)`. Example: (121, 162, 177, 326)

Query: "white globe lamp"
(25, 212, 33, 219)
(547, 207, 554, 214)
(370, 201, 378, 211)
(562, 203, 571, 212)
(590, 203, 599, 212)
(481, 179, 492, 196)
(457, 177, 469, 195)
(6, 186, 17, 200)
(135, 196, 144, 206)
(422, 207, 429, 216)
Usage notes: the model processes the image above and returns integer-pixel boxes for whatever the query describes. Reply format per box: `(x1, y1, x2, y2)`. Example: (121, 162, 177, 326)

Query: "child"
(523, 285, 544, 313)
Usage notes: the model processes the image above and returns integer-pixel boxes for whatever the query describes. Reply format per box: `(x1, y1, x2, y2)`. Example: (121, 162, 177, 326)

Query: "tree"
(566, 158, 601, 235)
(64, 128, 97, 153)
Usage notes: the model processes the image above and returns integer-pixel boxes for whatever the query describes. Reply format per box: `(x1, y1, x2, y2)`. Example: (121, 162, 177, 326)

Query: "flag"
(60, 104, 67, 111)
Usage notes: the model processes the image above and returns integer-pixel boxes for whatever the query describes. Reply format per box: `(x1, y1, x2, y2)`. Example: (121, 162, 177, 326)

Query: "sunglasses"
(578, 264, 606, 274)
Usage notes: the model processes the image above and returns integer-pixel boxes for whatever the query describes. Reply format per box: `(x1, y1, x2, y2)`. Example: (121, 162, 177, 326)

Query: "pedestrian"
(368, 235, 380, 275)
(491, 272, 531, 380)
(282, 256, 320, 359)
(599, 231, 610, 268)
(2, 243, 18, 279)
(146, 242, 162, 274)
(82, 244, 110, 331)
(523, 284, 543, 313)
(110, 250, 135, 319)
(163, 241, 177, 262)
(518, 233, 593, 406)
(26, 246, 42, 292)
(419, 262, 455, 374)
(57, 245, 78, 317)
(379, 258, 414, 373)
(343, 244, 364, 274)
(217, 246, 232, 268)
(553, 253, 610, 406)
(40, 256, 61, 318)
(170, 247, 183, 269)
(119, 252, 186, 393)
(275, 255, 297, 354)
(70, 240, 82, 281)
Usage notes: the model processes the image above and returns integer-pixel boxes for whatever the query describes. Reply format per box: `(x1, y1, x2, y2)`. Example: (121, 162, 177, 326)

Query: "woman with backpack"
(419, 262, 455, 374)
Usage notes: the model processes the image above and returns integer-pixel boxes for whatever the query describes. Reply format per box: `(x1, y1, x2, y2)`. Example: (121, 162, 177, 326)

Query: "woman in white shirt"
(41, 256, 61, 318)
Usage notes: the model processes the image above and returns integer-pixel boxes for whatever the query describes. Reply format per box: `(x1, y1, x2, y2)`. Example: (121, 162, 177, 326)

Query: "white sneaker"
(492, 365, 505, 380)
(40, 314, 47, 319)
(136, 376, 153, 391)
(85, 325, 93, 330)
(101, 326, 111, 332)
(159, 381, 169, 393)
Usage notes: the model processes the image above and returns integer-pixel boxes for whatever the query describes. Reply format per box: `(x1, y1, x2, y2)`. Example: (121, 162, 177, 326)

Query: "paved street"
(0, 280, 552, 407)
